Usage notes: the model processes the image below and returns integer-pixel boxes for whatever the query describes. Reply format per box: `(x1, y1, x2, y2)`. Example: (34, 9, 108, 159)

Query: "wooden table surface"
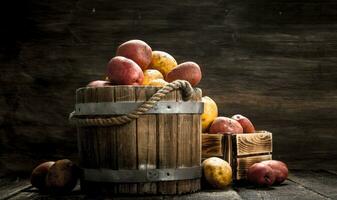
(1, 170, 336, 200)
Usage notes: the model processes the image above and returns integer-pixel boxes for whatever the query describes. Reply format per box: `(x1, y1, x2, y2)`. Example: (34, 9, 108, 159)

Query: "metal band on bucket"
(74, 102, 203, 116)
(82, 167, 201, 183)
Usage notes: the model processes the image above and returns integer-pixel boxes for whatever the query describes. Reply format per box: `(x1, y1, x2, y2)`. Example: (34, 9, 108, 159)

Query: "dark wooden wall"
(1, 0, 337, 176)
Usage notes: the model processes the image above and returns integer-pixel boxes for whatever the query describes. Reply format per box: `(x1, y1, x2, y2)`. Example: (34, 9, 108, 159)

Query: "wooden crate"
(202, 131, 272, 180)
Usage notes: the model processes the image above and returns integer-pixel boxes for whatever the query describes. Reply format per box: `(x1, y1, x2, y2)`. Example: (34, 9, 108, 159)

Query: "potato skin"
(106, 56, 144, 85)
(116, 39, 152, 70)
(260, 160, 288, 185)
(202, 157, 232, 189)
(201, 96, 218, 133)
(142, 69, 164, 85)
(165, 61, 202, 86)
(209, 117, 243, 134)
(87, 80, 112, 87)
(148, 79, 168, 87)
(247, 163, 276, 186)
(30, 161, 55, 191)
(45, 159, 80, 194)
(149, 51, 177, 76)
(231, 114, 256, 133)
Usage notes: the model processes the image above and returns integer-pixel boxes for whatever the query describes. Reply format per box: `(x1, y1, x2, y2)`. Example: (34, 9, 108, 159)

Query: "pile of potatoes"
(30, 159, 79, 194)
(87, 39, 202, 88)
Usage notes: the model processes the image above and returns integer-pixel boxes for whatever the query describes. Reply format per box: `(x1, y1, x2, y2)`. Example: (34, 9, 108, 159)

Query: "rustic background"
(1, 0, 336, 176)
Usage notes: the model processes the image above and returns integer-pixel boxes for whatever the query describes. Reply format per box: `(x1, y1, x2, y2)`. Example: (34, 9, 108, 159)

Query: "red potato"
(231, 114, 256, 133)
(165, 61, 202, 86)
(46, 159, 80, 194)
(106, 56, 144, 85)
(87, 80, 111, 87)
(260, 160, 288, 185)
(209, 117, 243, 134)
(30, 161, 55, 191)
(116, 39, 152, 70)
(247, 163, 276, 186)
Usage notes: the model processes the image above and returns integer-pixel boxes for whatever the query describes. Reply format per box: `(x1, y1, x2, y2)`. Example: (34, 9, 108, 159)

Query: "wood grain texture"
(236, 179, 328, 200)
(201, 134, 223, 158)
(114, 86, 138, 194)
(190, 88, 202, 193)
(135, 87, 158, 194)
(157, 90, 177, 195)
(1, 0, 337, 176)
(176, 92, 192, 194)
(76, 86, 201, 195)
(202, 132, 272, 180)
(235, 131, 272, 156)
(288, 170, 337, 199)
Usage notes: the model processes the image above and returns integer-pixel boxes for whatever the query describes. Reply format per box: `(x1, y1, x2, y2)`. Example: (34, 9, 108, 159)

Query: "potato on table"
(202, 157, 232, 189)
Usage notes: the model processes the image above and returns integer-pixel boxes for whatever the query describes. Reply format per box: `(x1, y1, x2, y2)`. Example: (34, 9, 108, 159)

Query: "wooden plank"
(0, 179, 31, 200)
(114, 86, 138, 194)
(235, 179, 328, 200)
(5, 182, 242, 200)
(190, 88, 202, 193)
(157, 90, 177, 194)
(235, 131, 272, 156)
(236, 154, 272, 180)
(77, 87, 101, 193)
(95, 86, 118, 194)
(202, 134, 223, 158)
(176, 90, 192, 194)
(96, 87, 115, 168)
(80, 87, 100, 168)
(8, 185, 82, 200)
(288, 170, 337, 199)
(135, 86, 158, 194)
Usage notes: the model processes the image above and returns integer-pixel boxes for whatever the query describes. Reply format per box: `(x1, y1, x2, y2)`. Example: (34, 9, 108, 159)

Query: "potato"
(45, 159, 80, 193)
(142, 69, 164, 85)
(116, 39, 152, 70)
(165, 61, 202, 86)
(231, 114, 255, 133)
(247, 163, 275, 186)
(202, 157, 232, 189)
(209, 117, 243, 134)
(106, 56, 144, 85)
(30, 161, 55, 191)
(260, 160, 288, 185)
(201, 96, 218, 133)
(148, 79, 168, 87)
(87, 80, 112, 87)
(149, 51, 177, 76)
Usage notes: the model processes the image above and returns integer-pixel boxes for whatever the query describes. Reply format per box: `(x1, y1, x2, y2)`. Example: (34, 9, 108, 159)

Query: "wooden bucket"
(72, 82, 202, 195)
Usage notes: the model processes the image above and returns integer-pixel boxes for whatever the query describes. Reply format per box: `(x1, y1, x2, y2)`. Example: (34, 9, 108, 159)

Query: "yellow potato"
(202, 157, 232, 189)
(201, 96, 218, 132)
(142, 69, 164, 85)
(149, 51, 177, 77)
(148, 79, 168, 87)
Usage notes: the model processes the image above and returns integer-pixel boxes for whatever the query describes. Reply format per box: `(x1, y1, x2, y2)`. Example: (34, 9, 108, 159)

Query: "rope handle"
(69, 80, 195, 127)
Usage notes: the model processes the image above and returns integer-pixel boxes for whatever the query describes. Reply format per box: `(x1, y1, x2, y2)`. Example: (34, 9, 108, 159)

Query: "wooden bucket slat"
(191, 88, 202, 192)
(114, 86, 138, 194)
(135, 87, 158, 194)
(177, 91, 192, 194)
(157, 90, 177, 194)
